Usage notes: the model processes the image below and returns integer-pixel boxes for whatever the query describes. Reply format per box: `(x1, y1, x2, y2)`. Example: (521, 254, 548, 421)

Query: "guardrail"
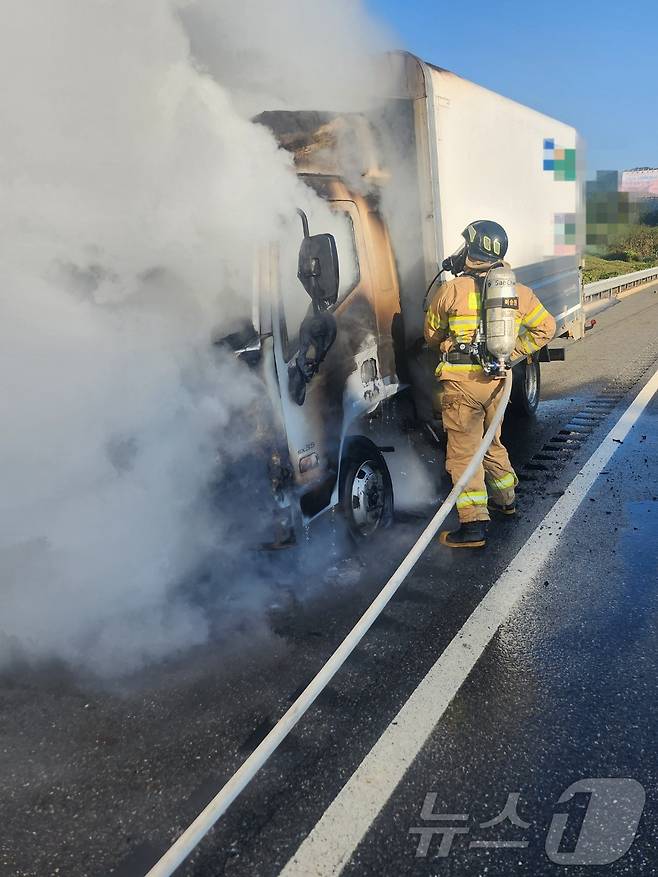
(584, 265, 658, 301)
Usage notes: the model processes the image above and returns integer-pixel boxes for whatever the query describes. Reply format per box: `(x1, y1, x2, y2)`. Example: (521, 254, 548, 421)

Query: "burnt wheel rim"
(350, 461, 385, 536)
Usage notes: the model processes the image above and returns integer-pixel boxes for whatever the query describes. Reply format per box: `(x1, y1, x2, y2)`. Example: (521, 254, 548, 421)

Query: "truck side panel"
(422, 64, 584, 335)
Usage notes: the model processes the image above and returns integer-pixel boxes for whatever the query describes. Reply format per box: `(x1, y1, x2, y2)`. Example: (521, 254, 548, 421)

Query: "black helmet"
(462, 220, 508, 263)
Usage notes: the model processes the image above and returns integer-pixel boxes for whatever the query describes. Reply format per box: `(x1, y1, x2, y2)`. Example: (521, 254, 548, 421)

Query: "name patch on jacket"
(486, 296, 519, 309)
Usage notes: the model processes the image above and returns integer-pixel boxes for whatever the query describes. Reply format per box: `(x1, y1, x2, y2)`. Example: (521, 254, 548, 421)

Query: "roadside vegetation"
(584, 218, 658, 284)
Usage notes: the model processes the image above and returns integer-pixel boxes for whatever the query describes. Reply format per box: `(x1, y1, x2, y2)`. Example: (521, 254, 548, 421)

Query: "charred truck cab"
(262, 174, 402, 541)
(230, 52, 585, 544)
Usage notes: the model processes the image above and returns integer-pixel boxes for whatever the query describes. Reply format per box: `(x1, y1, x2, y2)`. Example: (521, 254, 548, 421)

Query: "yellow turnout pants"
(440, 379, 518, 523)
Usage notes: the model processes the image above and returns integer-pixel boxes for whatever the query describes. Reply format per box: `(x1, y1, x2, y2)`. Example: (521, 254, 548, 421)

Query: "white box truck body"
(402, 55, 584, 341)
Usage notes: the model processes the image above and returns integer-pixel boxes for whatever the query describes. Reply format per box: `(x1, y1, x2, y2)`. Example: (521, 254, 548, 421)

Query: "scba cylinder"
(484, 266, 519, 365)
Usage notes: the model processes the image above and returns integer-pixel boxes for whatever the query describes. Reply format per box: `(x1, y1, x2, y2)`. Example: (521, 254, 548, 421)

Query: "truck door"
(272, 200, 379, 520)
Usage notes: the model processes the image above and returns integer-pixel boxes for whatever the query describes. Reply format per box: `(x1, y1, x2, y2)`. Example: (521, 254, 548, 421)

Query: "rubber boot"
(439, 521, 487, 549)
(488, 500, 517, 517)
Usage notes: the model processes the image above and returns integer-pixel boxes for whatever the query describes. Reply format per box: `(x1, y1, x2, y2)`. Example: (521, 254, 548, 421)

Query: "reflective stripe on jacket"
(424, 272, 556, 382)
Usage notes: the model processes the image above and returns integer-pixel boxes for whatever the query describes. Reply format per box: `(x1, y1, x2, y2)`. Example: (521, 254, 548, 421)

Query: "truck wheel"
(511, 357, 541, 417)
(340, 444, 393, 540)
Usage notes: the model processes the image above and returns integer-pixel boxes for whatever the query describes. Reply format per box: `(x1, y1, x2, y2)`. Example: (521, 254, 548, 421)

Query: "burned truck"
(225, 52, 585, 543)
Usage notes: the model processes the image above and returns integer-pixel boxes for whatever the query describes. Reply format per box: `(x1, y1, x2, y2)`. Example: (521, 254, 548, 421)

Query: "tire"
(339, 443, 394, 540)
(511, 356, 541, 417)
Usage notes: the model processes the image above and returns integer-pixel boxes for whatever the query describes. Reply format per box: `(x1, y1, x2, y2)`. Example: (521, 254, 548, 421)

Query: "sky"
(366, 0, 657, 178)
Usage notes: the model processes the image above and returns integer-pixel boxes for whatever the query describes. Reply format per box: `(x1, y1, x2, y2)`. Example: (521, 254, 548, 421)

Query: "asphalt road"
(2, 287, 658, 877)
(334, 375, 658, 877)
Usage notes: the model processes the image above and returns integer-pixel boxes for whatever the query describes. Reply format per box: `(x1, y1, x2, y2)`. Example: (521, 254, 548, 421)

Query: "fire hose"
(145, 370, 513, 877)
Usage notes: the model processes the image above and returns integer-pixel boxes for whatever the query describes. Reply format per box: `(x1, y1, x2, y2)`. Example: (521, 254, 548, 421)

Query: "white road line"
(280, 364, 658, 877)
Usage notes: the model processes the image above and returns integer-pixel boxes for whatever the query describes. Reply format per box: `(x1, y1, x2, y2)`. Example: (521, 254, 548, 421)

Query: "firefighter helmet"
(462, 220, 508, 263)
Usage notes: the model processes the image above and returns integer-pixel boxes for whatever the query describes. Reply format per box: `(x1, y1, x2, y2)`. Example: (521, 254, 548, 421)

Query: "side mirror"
(216, 319, 262, 366)
(233, 337, 262, 367)
(297, 210, 340, 311)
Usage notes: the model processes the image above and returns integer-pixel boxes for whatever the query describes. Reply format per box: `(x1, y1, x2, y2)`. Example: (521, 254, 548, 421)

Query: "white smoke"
(181, 0, 391, 115)
(0, 0, 388, 675)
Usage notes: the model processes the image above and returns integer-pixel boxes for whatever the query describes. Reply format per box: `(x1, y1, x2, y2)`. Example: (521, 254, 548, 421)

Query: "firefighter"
(424, 220, 556, 549)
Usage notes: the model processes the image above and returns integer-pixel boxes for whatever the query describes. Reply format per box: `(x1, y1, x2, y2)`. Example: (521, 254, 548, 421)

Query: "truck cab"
(249, 170, 406, 542)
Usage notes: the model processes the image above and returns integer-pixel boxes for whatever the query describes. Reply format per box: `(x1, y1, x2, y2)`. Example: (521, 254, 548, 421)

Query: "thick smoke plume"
(0, 0, 389, 675)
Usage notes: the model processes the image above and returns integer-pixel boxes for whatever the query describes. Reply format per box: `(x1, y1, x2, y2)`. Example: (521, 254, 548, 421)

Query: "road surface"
(2, 286, 658, 877)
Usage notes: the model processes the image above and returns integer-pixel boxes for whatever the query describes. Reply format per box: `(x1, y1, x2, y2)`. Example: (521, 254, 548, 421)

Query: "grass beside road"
(584, 223, 658, 284)
(583, 254, 658, 284)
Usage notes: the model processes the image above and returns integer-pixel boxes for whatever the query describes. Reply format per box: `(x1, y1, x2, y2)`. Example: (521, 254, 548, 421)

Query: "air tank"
(484, 266, 519, 367)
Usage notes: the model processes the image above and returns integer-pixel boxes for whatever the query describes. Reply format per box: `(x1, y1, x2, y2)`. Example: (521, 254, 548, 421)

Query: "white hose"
(145, 370, 513, 877)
